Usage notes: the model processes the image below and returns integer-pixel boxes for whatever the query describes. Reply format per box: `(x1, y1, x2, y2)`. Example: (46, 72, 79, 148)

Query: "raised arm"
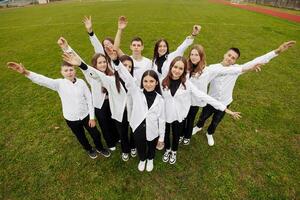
(189, 81, 241, 119)
(114, 16, 127, 57)
(7, 62, 59, 91)
(240, 41, 296, 72)
(83, 16, 105, 54)
(167, 25, 201, 62)
(57, 37, 93, 84)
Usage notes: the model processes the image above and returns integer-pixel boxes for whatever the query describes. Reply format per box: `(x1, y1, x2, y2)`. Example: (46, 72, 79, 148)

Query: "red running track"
(212, 0, 300, 23)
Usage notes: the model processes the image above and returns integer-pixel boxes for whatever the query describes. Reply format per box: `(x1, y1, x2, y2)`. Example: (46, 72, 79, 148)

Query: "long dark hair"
(91, 53, 121, 93)
(162, 56, 187, 90)
(119, 55, 134, 76)
(140, 70, 161, 95)
(188, 44, 206, 77)
(153, 39, 169, 64)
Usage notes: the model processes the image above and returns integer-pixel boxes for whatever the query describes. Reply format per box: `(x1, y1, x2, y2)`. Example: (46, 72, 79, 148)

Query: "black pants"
(196, 104, 228, 135)
(164, 121, 184, 151)
(114, 109, 130, 153)
(129, 127, 136, 149)
(95, 99, 118, 148)
(65, 115, 104, 151)
(183, 106, 200, 139)
(133, 121, 158, 161)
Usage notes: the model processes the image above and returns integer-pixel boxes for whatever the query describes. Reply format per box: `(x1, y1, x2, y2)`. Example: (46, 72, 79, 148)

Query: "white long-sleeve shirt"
(161, 80, 226, 123)
(113, 61, 165, 142)
(27, 72, 94, 121)
(84, 65, 127, 122)
(130, 56, 152, 84)
(189, 64, 242, 107)
(153, 37, 194, 79)
(208, 50, 278, 106)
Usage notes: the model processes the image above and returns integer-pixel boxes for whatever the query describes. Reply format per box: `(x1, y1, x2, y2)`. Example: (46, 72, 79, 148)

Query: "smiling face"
(171, 60, 185, 80)
(143, 75, 157, 92)
(95, 55, 108, 72)
(189, 49, 201, 65)
(157, 40, 168, 57)
(61, 65, 76, 81)
(222, 50, 239, 66)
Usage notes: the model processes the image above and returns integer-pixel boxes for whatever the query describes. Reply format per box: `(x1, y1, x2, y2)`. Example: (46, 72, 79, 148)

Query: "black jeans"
(196, 104, 229, 135)
(95, 99, 118, 148)
(114, 109, 130, 153)
(164, 121, 184, 151)
(65, 115, 104, 151)
(133, 121, 158, 161)
(183, 106, 200, 139)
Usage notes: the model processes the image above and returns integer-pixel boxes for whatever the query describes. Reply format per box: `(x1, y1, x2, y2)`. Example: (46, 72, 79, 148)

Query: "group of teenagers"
(7, 16, 295, 172)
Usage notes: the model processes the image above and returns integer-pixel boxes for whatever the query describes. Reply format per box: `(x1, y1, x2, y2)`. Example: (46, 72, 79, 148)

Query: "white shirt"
(130, 56, 152, 84)
(161, 80, 226, 123)
(82, 70, 107, 109)
(27, 72, 94, 121)
(114, 62, 165, 142)
(153, 37, 194, 79)
(189, 64, 242, 107)
(208, 50, 278, 106)
(84, 66, 127, 122)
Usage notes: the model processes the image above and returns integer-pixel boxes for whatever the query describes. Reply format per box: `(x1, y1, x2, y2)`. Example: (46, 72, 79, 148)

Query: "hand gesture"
(57, 36, 68, 50)
(7, 62, 29, 75)
(225, 108, 242, 120)
(156, 141, 165, 150)
(118, 16, 128, 30)
(275, 41, 296, 54)
(105, 45, 118, 61)
(192, 25, 201, 36)
(88, 119, 96, 128)
(83, 15, 93, 33)
(252, 63, 263, 72)
(62, 52, 81, 67)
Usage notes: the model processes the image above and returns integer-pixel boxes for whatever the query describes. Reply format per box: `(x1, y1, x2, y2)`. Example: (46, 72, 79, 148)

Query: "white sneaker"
(179, 136, 183, 144)
(183, 138, 190, 145)
(206, 133, 214, 146)
(138, 160, 146, 172)
(162, 149, 171, 163)
(130, 148, 137, 157)
(192, 126, 202, 135)
(146, 159, 154, 172)
(122, 153, 129, 161)
(109, 146, 116, 151)
(169, 151, 177, 164)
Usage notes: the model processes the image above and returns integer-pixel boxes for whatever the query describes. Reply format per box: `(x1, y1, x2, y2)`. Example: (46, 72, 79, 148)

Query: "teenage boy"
(7, 61, 111, 159)
(192, 41, 296, 146)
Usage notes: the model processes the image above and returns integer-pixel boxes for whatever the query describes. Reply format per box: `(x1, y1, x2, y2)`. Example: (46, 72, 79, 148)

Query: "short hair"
(229, 47, 240, 58)
(131, 36, 143, 45)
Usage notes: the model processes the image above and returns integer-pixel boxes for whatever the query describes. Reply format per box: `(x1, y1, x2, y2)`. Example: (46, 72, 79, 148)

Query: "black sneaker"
(96, 148, 111, 158)
(87, 149, 98, 159)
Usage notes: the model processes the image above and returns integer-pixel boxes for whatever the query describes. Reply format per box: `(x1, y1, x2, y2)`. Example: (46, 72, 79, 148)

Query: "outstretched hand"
(105, 45, 118, 61)
(275, 41, 296, 54)
(83, 15, 93, 33)
(57, 37, 68, 50)
(7, 62, 29, 75)
(192, 25, 201, 36)
(62, 52, 81, 67)
(118, 16, 127, 30)
(225, 108, 242, 120)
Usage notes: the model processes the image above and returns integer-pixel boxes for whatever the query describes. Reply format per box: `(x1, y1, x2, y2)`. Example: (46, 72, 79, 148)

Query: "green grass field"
(0, 0, 299, 199)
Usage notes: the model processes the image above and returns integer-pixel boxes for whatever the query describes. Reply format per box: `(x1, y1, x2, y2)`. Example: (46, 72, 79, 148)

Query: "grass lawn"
(0, 0, 299, 199)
